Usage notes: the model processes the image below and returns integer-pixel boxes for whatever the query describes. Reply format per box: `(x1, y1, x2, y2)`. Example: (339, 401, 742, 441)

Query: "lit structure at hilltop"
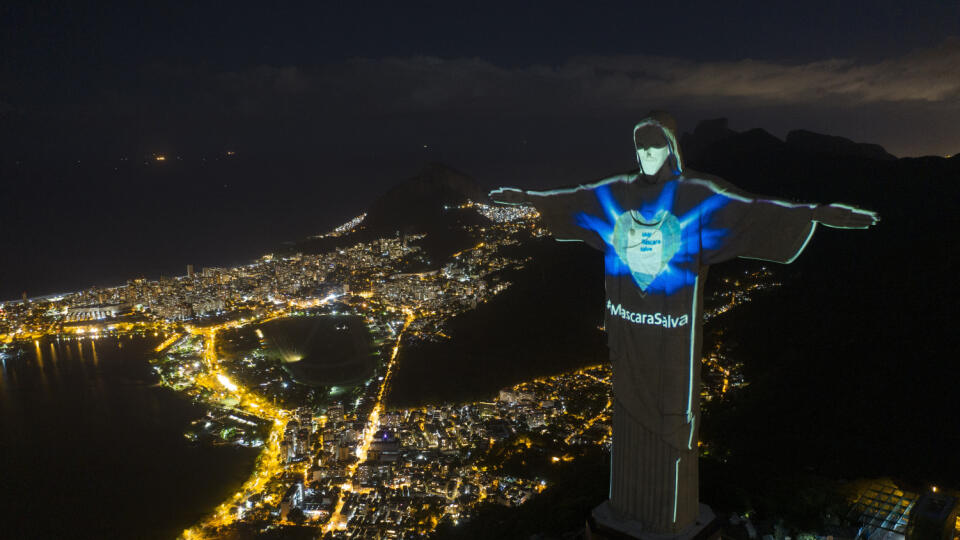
(491, 111, 879, 538)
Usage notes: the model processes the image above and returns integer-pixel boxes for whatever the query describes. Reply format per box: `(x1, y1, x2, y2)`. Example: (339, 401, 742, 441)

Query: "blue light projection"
(573, 181, 732, 295)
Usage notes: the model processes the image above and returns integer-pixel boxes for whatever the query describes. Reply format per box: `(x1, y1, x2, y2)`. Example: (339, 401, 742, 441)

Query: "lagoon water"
(0, 335, 258, 539)
(258, 315, 376, 387)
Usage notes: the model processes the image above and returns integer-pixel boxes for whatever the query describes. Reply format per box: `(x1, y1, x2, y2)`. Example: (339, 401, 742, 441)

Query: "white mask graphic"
(636, 146, 669, 176)
(626, 226, 663, 276)
(613, 209, 682, 292)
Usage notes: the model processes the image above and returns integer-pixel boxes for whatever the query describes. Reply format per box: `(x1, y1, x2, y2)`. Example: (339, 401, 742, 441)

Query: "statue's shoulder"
(584, 171, 637, 190)
(676, 170, 738, 194)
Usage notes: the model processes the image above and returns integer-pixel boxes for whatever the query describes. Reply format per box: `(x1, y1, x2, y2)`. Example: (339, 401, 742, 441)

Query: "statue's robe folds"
(499, 172, 817, 533)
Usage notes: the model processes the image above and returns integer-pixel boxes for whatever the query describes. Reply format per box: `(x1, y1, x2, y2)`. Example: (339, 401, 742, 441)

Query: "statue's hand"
(814, 203, 880, 229)
(489, 187, 530, 206)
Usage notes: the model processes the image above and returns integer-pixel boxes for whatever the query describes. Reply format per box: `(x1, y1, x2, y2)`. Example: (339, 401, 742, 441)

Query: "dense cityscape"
(4, 6, 958, 540)
(0, 199, 788, 539)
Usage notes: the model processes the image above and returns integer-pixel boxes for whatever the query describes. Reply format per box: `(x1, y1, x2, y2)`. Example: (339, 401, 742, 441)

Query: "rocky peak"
(785, 130, 895, 161)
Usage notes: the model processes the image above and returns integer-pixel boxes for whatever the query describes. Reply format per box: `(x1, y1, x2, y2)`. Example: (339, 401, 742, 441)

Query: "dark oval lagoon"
(258, 315, 375, 387)
(0, 335, 258, 539)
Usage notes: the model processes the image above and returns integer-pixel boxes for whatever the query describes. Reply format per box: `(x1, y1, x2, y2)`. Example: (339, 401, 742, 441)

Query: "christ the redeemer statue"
(490, 112, 878, 538)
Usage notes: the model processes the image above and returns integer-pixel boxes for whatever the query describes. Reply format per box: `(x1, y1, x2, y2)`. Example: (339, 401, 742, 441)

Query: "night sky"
(2, 1, 958, 299)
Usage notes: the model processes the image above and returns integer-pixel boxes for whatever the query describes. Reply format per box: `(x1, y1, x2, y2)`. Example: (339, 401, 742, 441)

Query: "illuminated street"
(325, 310, 415, 532)
(180, 321, 292, 537)
(1, 200, 796, 539)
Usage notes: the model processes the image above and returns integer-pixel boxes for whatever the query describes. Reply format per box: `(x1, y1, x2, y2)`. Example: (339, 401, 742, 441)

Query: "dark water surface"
(259, 315, 375, 387)
(0, 335, 258, 539)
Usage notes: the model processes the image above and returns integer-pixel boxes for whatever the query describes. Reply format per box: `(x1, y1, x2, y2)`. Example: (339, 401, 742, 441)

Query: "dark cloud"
(302, 37, 959, 104)
(5, 37, 958, 166)
(129, 36, 959, 109)
(133, 37, 959, 155)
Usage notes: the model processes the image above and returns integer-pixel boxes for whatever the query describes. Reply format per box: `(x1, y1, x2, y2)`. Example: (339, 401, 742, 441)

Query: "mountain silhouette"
(680, 118, 898, 167)
(676, 120, 959, 490)
(364, 162, 489, 234)
(293, 162, 488, 262)
(678, 117, 738, 164)
(785, 129, 896, 161)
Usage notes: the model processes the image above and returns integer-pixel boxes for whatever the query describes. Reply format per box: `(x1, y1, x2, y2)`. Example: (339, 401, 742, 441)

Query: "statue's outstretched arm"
(695, 174, 881, 264)
(489, 187, 531, 206)
(813, 203, 880, 229)
(488, 185, 607, 249)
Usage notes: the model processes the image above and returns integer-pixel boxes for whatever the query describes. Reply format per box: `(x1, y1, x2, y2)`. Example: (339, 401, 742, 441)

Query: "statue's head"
(633, 111, 683, 180)
(634, 128, 670, 176)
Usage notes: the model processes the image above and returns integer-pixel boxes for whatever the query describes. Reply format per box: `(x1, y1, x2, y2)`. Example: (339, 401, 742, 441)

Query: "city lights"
(216, 373, 238, 392)
(1, 198, 788, 539)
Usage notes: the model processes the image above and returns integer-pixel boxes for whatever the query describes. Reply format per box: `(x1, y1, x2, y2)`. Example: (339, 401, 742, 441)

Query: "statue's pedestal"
(588, 501, 720, 540)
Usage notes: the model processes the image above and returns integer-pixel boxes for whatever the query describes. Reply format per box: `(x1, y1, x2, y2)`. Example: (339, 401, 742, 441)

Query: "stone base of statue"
(587, 501, 720, 540)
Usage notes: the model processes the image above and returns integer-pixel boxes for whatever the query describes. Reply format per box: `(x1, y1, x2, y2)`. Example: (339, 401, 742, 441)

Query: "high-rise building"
(337, 442, 353, 462)
(280, 483, 303, 521)
(327, 404, 344, 423)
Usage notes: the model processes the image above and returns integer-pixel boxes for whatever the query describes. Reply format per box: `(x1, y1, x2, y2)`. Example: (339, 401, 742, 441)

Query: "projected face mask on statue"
(634, 127, 671, 176)
(636, 146, 670, 176)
